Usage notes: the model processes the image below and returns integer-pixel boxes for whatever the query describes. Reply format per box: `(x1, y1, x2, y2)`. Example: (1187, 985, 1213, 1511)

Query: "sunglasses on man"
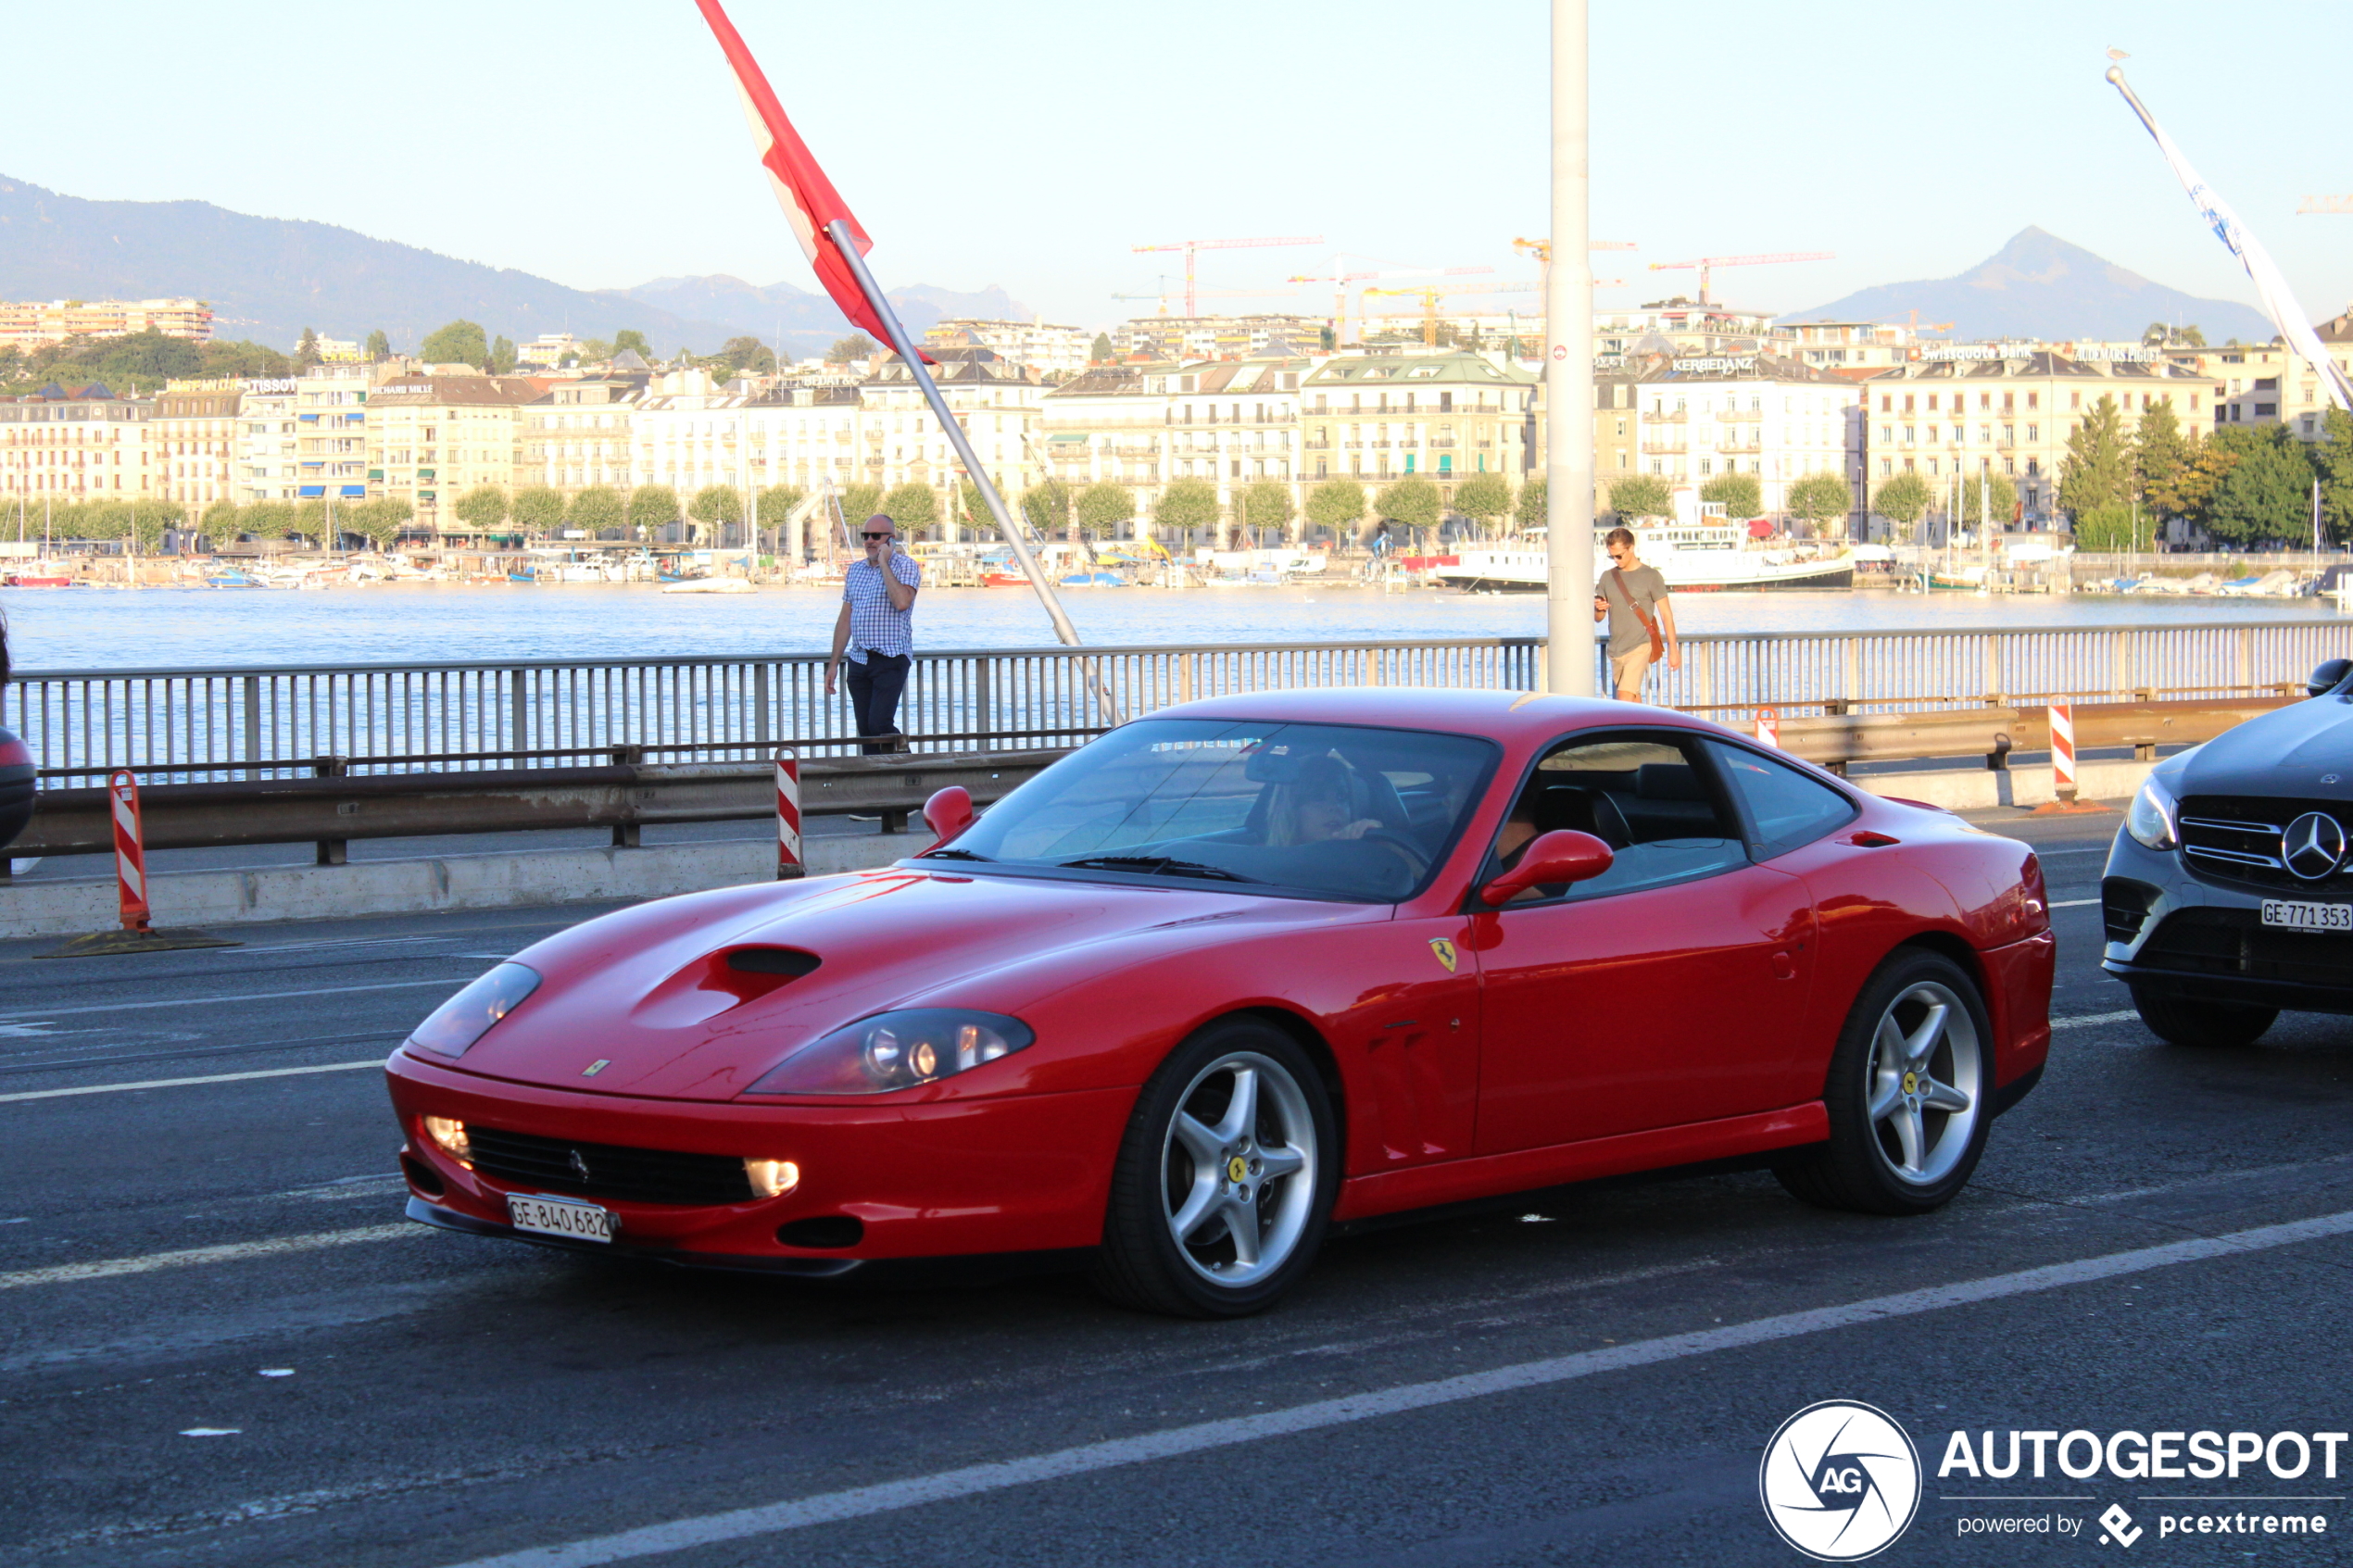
(862, 532, 893, 541)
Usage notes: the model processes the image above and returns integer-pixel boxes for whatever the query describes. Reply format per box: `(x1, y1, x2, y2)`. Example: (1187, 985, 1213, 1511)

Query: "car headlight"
(406, 962, 542, 1058)
(2125, 772, 2181, 851)
(744, 1010, 1035, 1095)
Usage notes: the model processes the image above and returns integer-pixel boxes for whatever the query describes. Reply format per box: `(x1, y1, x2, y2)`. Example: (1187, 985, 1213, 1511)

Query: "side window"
(1709, 741, 1858, 859)
(1488, 734, 1748, 902)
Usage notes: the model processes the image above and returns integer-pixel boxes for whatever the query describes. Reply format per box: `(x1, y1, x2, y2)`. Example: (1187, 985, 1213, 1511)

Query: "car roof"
(1138, 685, 1726, 745)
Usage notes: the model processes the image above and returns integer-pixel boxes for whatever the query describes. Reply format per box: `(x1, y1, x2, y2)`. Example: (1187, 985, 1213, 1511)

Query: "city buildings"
(1611, 352, 1864, 527)
(1037, 360, 1174, 521)
(1109, 314, 1321, 361)
(920, 319, 1091, 379)
(1297, 350, 1539, 496)
(364, 372, 544, 534)
(293, 365, 374, 503)
(0, 297, 213, 348)
(522, 373, 644, 497)
(854, 349, 1042, 533)
(151, 382, 242, 510)
(236, 377, 302, 503)
(0, 383, 155, 509)
(1858, 348, 2207, 524)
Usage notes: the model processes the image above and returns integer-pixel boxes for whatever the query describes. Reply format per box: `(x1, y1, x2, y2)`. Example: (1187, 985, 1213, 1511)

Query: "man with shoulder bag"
(1592, 526, 1681, 702)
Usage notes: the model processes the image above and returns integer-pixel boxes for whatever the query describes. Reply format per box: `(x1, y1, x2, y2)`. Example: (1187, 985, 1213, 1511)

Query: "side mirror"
(1478, 829, 1615, 906)
(2308, 658, 2352, 698)
(923, 785, 975, 845)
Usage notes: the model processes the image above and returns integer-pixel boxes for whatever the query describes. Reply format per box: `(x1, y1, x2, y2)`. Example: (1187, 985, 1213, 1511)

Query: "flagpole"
(826, 220, 1083, 652)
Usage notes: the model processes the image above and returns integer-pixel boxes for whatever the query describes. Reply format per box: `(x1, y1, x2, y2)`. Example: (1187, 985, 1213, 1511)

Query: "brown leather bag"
(1609, 567, 1666, 660)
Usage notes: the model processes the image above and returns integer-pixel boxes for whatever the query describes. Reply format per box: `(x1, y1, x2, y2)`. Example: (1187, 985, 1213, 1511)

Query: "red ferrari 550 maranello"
(387, 688, 2054, 1317)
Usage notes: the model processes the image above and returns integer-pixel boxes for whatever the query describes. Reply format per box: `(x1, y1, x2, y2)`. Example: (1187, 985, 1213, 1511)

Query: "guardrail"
(5, 621, 2345, 784)
(7, 749, 1063, 865)
(5, 696, 2295, 870)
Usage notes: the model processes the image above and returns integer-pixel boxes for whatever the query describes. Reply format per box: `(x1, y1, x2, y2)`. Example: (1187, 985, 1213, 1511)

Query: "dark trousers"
(847, 652, 911, 754)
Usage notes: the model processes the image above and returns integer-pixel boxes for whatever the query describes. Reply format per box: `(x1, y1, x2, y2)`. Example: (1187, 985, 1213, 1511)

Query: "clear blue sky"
(10, 1, 2350, 333)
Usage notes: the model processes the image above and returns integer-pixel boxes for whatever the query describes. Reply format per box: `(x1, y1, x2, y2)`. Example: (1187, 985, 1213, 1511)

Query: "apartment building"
(151, 383, 242, 510)
(1617, 352, 1863, 523)
(1860, 349, 2207, 524)
(365, 372, 544, 534)
(1038, 361, 1176, 524)
(293, 366, 374, 502)
(521, 374, 643, 496)
(237, 379, 302, 503)
(0, 297, 212, 349)
(0, 383, 155, 509)
(1109, 314, 1321, 361)
(1777, 319, 1919, 376)
(920, 319, 1092, 379)
(1162, 356, 1310, 511)
(1297, 350, 1539, 499)
(2161, 320, 2353, 440)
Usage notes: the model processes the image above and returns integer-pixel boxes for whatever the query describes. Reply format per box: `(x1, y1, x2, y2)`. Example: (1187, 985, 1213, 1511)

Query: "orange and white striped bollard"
(108, 770, 151, 931)
(775, 748, 803, 880)
(1755, 707, 1780, 748)
(2049, 701, 2077, 806)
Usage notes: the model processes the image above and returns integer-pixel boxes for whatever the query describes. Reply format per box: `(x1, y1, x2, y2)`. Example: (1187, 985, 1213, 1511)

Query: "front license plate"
(2260, 898, 2352, 933)
(507, 1193, 617, 1243)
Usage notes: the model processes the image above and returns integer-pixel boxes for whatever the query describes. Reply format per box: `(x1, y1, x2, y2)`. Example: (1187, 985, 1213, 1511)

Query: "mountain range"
(0, 175, 1026, 358)
(1786, 227, 2275, 344)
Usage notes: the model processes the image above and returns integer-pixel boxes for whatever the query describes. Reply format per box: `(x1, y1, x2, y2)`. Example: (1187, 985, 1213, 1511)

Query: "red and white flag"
(694, 0, 927, 360)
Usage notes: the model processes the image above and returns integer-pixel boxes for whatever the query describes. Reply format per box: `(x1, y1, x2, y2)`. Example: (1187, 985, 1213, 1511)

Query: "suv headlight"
(406, 962, 541, 1058)
(744, 1010, 1034, 1096)
(2125, 773, 2181, 851)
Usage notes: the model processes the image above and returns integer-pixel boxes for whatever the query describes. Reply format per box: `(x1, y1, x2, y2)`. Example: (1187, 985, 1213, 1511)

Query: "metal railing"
(6, 621, 2347, 783)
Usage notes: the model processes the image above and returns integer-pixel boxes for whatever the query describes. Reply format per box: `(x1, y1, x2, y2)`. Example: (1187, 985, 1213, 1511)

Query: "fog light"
(744, 1158, 800, 1199)
(422, 1115, 471, 1165)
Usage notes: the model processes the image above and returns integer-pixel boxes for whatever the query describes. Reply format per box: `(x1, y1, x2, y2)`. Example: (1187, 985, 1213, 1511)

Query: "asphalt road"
(3, 807, 2349, 1567)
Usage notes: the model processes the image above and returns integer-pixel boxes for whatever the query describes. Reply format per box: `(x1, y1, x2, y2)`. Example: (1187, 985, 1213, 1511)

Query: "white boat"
(660, 576, 756, 596)
(1439, 522, 1854, 594)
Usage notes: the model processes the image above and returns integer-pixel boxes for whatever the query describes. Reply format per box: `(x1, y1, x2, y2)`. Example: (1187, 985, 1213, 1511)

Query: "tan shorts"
(1609, 645, 1655, 697)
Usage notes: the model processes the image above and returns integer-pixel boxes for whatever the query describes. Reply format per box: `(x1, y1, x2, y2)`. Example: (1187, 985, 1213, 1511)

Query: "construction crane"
(1288, 262, 1492, 345)
(2299, 195, 2353, 214)
(1130, 235, 1324, 315)
(1111, 277, 1299, 317)
(1364, 281, 1541, 346)
(1511, 237, 1638, 265)
(1645, 251, 1833, 306)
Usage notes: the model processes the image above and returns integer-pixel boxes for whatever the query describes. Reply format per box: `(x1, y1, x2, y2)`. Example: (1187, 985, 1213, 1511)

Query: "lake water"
(1, 582, 2340, 671)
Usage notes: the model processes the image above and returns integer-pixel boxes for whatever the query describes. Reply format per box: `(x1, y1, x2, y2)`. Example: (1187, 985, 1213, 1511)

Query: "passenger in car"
(1265, 755, 1388, 847)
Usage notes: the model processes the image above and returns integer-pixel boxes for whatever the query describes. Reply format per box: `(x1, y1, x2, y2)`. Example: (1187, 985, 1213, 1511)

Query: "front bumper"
(2101, 830, 2353, 1017)
(386, 1048, 1135, 1264)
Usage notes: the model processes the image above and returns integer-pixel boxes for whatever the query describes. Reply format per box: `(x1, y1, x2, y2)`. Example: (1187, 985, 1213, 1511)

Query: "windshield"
(930, 719, 1498, 902)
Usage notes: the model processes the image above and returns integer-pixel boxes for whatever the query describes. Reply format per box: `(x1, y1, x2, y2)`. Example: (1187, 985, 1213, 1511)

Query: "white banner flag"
(2108, 65, 2352, 413)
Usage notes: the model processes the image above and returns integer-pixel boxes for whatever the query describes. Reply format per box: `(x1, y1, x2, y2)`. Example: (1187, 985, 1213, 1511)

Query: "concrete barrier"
(0, 828, 933, 942)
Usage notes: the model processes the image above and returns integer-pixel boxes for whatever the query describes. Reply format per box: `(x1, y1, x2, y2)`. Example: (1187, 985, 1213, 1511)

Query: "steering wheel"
(1360, 830, 1430, 878)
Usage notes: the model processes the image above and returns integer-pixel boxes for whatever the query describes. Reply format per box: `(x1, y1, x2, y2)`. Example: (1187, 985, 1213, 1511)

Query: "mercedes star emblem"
(569, 1148, 593, 1182)
(2282, 811, 2347, 882)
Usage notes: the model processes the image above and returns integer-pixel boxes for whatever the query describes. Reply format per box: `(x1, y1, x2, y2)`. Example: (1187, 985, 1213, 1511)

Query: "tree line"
(1869, 394, 2353, 549)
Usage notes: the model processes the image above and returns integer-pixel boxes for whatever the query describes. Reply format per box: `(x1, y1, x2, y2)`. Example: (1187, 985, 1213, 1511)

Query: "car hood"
(2179, 694, 2353, 801)
(440, 867, 1302, 1101)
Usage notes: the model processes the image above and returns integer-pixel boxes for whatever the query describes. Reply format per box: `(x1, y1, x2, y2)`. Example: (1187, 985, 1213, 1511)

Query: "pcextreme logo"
(1760, 1400, 1923, 1561)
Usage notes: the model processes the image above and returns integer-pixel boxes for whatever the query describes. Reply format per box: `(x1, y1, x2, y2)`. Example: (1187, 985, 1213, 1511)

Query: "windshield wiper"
(1057, 854, 1262, 884)
(922, 847, 992, 861)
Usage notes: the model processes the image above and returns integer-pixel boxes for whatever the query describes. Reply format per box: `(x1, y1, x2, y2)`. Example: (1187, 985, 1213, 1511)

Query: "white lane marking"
(0, 1223, 421, 1291)
(228, 935, 462, 955)
(0, 978, 460, 1022)
(2049, 897, 2099, 908)
(0, 1060, 384, 1104)
(433, 1209, 2353, 1568)
(2052, 1010, 2139, 1031)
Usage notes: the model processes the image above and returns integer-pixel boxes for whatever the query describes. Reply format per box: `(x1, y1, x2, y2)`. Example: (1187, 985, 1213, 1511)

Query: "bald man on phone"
(826, 513, 923, 753)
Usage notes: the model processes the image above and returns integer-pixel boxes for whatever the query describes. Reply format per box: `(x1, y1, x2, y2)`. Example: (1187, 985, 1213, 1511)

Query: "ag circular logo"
(1758, 1400, 1920, 1561)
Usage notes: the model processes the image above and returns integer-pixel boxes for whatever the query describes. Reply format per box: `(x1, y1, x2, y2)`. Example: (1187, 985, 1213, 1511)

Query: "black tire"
(2130, 987, 2277, 1048)
(1090, 1019, 1339, 1319)
(1776, 949, 1994, 1217)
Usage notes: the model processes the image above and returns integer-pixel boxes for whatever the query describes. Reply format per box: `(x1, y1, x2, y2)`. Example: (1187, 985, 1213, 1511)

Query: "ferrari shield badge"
(1428, 938, 1458, 973)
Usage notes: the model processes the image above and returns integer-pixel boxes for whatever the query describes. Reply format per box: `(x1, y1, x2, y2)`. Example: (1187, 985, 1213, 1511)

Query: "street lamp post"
(1543, 0, 1597, 697)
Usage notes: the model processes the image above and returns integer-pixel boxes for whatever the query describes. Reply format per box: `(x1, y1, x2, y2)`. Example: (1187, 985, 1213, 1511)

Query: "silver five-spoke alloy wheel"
(1864, 979, 1982, 1187)
(1159, 1050, 1318, 1287)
